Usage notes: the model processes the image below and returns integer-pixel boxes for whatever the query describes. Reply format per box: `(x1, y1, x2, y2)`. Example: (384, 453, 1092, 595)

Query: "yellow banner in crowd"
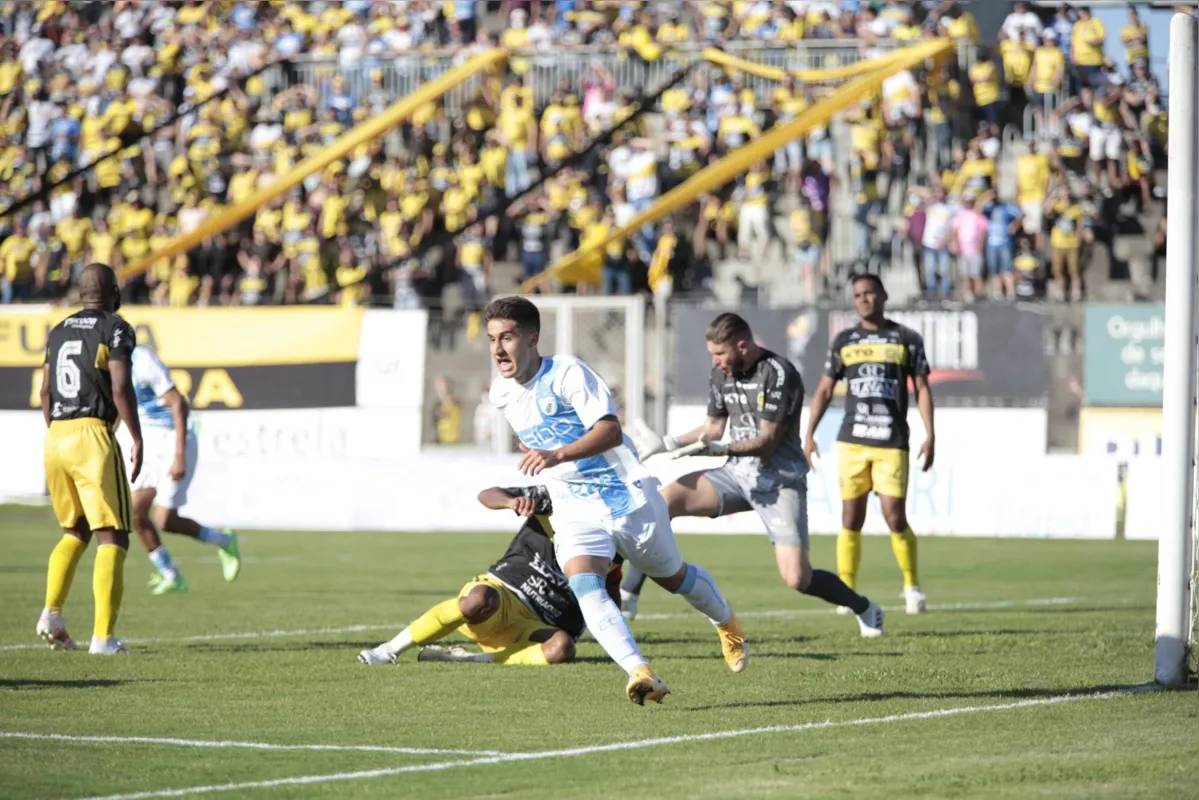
(529, 37, 952, 290)
(119, 48, 509, 282)
(0, 307, 362, 367)
(701, 44, 947, 84)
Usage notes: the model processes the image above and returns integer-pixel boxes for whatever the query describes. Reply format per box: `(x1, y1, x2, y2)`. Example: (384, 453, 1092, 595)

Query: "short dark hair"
(484, 296, 541, 333)
(706, 312, 753, 345)
(849, 273, 885, 293)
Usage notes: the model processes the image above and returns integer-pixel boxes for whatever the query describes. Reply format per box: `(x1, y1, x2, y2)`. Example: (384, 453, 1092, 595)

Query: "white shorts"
(123, 426, 198, 510)
(1089, 127, 1123, 162)
(1020, 201, 1044, 235)
(551, 481, 684, 579)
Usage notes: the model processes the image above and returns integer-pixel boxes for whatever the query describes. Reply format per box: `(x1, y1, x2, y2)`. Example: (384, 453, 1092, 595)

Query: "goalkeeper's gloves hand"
(668, 433, 729, 459)
(630, 419, 679, 460)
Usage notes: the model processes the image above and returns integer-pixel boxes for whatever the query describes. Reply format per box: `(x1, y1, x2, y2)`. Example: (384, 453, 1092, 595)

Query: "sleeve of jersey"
(140, 348, 177, 398)
(706, 369, 727, 418)
(824, 334, 845, 379)
(556, 359, 617, 430)
(108, 320, 136, 363)
(908, 331, 932, 377)
(761, 362, 801, 423)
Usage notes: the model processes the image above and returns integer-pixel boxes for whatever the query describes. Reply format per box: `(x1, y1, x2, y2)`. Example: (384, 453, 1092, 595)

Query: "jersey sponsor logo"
(63, 317, 97, 329)
(852, 422, 893, 439)
(724, 392, 749, 405)
(847, 376, 900, 400)
(858, 362, 888, 378)
(841, 343, 907, 366)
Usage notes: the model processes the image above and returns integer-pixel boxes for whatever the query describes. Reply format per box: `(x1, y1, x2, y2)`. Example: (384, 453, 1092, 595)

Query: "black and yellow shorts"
(44, 418, 132, 532)
(457, 575, 553, 653)
(837, 442, 909, 501)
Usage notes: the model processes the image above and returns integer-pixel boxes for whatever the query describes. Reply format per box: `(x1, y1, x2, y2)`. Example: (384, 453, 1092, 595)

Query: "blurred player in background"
(37, 263, 142, 655)
(121, 344, 241, 595)
(628, 313, 885, 638)
(485, 296, 746, 705)
(358, 485, 623, 666)
(805, 274, 934, 614)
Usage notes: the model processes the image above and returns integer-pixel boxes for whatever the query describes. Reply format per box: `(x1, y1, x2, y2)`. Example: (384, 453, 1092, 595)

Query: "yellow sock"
(890, 526, 919, 588)
(837, 528, 863, 589)
(408, 597, 467, 644)
(93, 545, 126, 639)
(45, 534, 87, 615)
(492, 642, 550, 666)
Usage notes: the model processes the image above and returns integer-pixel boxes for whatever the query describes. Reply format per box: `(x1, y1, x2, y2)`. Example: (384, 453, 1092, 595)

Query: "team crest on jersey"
(539, 395, 558, 416)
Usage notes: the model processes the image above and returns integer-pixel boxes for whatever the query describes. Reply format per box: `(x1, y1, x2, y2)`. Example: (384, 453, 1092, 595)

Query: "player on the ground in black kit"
(358, 485, 623, 665)
(37, 263, 143, 654)
(627, 312, 885, 637)
(805, 273, 935, 615)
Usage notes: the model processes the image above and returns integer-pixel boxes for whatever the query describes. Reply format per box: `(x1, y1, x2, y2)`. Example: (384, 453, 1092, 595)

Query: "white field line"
(0, 596, 1110, 653)
(0, 732, 505, 758)
(635, 596, 1088, 621)
(71, 686, 1159, 800)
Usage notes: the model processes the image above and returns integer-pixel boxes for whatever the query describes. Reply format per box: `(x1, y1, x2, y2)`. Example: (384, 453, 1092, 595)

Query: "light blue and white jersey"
(490, 355, 651, 520)
(131, 345, 177, 429)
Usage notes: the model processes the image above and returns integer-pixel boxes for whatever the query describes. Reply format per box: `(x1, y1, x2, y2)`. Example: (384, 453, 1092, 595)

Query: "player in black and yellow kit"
(37, 263, 143, 654)
(358, 485, 622, 666)
(805, 274, 935, 615)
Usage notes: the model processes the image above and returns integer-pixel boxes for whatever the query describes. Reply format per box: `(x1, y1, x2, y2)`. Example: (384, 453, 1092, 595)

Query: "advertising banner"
(1077, 407, 1162, 459)
(1083, 304, 1164, 407)
(0, 307, 364, 410)
(672, 306, 1046, 406)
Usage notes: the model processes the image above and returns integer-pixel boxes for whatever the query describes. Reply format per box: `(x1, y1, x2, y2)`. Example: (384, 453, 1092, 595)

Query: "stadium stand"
(0, 0, 1172, 328)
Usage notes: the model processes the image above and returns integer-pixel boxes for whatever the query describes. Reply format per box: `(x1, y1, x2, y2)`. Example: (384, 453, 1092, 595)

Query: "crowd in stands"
(0, 0, 1175, 319)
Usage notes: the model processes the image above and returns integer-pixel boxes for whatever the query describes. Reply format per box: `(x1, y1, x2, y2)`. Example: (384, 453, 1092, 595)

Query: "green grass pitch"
(0, 505, 1195, 799)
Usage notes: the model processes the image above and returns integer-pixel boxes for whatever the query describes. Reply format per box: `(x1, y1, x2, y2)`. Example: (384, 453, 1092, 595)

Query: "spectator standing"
(1070, 6, 1106, 90)
(1045, 185, 1090, 302)
(952, 197, 988, 303)
(433, 377, 463, 445)
(983, 193, 1024, 299)
(921, 187, 954, 299)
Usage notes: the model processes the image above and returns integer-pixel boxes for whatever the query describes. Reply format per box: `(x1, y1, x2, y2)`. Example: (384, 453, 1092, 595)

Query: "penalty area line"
(0, 731, 508, 758)
(73, 686, 1159, 800)
(637, 596, 1091, 621)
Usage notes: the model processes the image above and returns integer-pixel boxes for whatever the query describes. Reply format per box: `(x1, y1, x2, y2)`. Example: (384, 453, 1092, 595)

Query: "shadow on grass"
(684, 683, 1143, 712)
(0, 678, 136, 690)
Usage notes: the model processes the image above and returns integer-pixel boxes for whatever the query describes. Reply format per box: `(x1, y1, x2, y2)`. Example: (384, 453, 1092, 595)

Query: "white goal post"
(1157, 12, 1198, 687)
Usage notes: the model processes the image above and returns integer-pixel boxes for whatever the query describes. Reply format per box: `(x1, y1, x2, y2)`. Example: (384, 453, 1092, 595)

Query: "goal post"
(1156, 12, 1199, 687)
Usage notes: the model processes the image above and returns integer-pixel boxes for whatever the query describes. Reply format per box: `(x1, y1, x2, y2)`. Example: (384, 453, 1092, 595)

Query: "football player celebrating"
(628, 312, 885, 637)
(358, 485, 622, 667)
(805, 273, 934, 614)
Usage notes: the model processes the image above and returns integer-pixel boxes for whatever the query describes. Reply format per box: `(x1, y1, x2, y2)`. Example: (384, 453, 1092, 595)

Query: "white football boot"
(357, 647, 397, 665)
(904, 586, 928, 614)
(417, 645, 494, 663)
(88, 636, 129, 655)
(856, 600, 885, 638)
(36, 610, 78, 650)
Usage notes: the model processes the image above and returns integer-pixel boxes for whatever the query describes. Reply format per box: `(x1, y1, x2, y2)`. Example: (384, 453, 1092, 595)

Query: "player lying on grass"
(358, 485, 622, 666)
(121, 344, 240, 594)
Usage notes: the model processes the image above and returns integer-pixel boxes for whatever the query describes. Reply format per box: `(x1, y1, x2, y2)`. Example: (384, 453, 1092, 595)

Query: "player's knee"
(882, 508, 907, 532)
(153, 506, 179, 532)
(781, 563, 812, 592)
(459, 585, 500, 625)
(541, 631, 575, 664)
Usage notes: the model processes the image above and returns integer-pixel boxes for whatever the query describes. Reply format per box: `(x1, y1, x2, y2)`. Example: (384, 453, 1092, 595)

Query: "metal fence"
(275, 40, 978, 114)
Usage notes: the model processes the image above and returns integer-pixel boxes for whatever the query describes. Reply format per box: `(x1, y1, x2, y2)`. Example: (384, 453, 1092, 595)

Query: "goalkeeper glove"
(668, 434, 729, 459)
(630, 419, 679, 460)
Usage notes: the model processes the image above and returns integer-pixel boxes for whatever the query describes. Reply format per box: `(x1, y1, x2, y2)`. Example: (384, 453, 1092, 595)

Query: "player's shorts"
(551, 480, 684, 579)
(701, 465, 809, 548)
(122, 426, 198, 510)
(837, 442, 909, 500)
(457, 574, 554, 652)
(44, 417, 132, 532)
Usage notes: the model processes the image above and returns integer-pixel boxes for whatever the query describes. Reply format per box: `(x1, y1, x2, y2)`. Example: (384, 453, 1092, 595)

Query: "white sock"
(197, 526, 231, 549)
(380, 628, 414, 656)
(571, 573, 647, 674)
(148, 546, 180, 581)
(676, 564, 732, 627)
